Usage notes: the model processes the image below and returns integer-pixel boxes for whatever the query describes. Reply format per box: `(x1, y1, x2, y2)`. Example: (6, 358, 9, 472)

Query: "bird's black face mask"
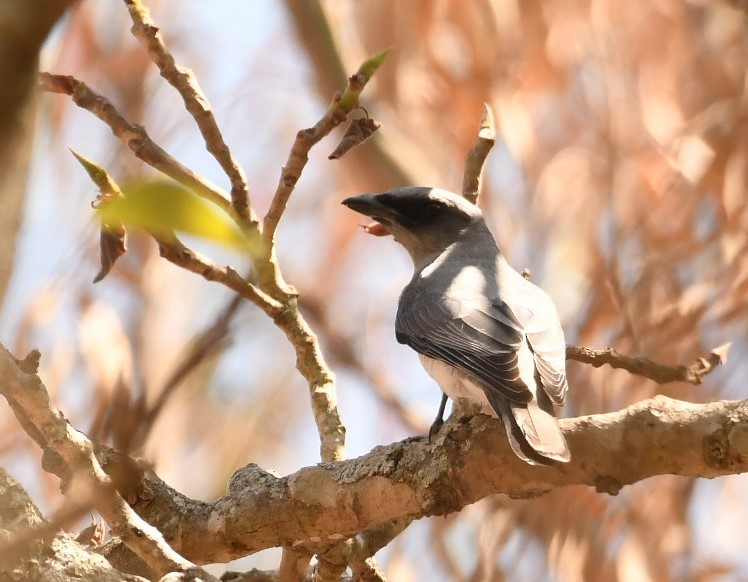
(375, 192, 473, 238)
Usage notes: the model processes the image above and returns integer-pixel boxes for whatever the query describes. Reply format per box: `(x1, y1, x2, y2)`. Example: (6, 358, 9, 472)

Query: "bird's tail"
(489, 390, 570, 466)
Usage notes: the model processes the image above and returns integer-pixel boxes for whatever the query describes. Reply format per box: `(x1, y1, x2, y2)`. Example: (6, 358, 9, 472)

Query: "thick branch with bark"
(3, 340, 743, 566)
(0, 344, 219, 581)
(114, 395, 748, 563)
(0, 468, 147, 581)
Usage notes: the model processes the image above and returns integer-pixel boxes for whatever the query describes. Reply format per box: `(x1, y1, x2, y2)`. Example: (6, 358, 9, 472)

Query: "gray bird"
(342, 186, 570, 465)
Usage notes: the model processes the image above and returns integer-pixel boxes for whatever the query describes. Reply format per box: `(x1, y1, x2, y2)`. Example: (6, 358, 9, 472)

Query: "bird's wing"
(527, 328, 568, 405)
(396, 292, 533, 404)
(504, 287, 569, 406)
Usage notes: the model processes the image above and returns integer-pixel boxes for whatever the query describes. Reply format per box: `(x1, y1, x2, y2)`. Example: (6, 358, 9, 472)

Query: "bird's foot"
(428, 417, 444, 443)
(428, 393, 449, 443)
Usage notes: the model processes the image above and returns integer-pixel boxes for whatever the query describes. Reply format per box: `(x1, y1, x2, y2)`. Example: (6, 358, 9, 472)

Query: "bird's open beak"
(342, 194, 393, 237)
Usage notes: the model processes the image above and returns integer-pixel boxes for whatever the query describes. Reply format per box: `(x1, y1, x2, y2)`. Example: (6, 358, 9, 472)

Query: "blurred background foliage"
(1, 0, 747, 580)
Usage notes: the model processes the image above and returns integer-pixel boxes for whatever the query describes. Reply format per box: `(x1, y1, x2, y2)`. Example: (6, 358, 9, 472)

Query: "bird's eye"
(424, 202, 442, 215)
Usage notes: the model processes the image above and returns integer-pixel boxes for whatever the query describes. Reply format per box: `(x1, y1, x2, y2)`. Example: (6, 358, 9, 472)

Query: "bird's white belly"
(418, 355, 495, 416)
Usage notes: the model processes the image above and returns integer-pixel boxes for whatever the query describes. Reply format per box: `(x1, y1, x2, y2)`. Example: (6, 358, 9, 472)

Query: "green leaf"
(70, 149, 123, 196)
(337, 48, 391, 113)
(70, 150, 129, 282)
(96, 180, 246, 250)
(357, 48, 391, 81)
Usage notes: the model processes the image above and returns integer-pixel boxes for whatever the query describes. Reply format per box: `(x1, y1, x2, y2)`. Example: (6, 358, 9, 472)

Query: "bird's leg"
(428, 393, 449, 443)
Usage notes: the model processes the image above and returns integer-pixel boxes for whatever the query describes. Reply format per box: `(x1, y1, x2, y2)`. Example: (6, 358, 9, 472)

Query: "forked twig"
(124, 0, 257, 226)
(262, 49, 389, 244)
(40, 73, 234, 216)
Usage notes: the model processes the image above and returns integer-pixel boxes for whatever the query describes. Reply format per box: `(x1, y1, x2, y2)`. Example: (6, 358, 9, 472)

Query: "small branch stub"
(461, 103, 496, 205)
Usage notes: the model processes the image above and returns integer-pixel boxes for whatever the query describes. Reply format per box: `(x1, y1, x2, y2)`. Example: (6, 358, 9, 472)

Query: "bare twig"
(124, 0, 256, 226)
(156, 234, 343, 462)
(39, 72, 234, 217)
(283, 0, 418, 187)
(566, 343, 730, 384)
(253, 51, 391, 463)
(271, 304, 344, 462)
(262, 49, 389, 244)
(461, 103, 496, 204)
(261, 106, 346, 244)
(0, 344, 219, 581)
(47, 69, 346, 463)
(155, 235, 282, 317)
(42, 33, 388, 476)
(299, 295, 424, 432)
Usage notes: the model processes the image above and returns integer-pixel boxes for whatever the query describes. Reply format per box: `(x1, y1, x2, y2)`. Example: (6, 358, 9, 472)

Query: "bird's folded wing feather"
(395, 292, 533, 403)
(507, 293, 569, 406)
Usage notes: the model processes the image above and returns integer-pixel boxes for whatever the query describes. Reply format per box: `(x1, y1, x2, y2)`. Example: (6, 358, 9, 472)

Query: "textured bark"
(0, 345, 219, 581)
(0, 468, 147, 581)
(108, 396, 748, 564)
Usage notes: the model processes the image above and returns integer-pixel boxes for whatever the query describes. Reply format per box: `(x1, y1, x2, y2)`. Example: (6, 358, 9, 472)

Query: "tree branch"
(0, 344, 219, 581)
(0, 498, 93, 564)
(262, 49, 389, 244)
(39, 72, 235, 218)
(277, 546, 313, 582)
(113, 396, 748, 563)
(282, 0, 420, 188)
(461, 103, 495, 204)
(49, 68, 346, 464)
(3, 339, 745, 568)
(123, 0, 257, 226)
(155, 235, 282, 318)
(348, 518, 410, 581)
(566, 343, 731, 385)
(250, 51, 392, 463)
(0, 468, 146, 581)
(299, 295, 425, 433)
